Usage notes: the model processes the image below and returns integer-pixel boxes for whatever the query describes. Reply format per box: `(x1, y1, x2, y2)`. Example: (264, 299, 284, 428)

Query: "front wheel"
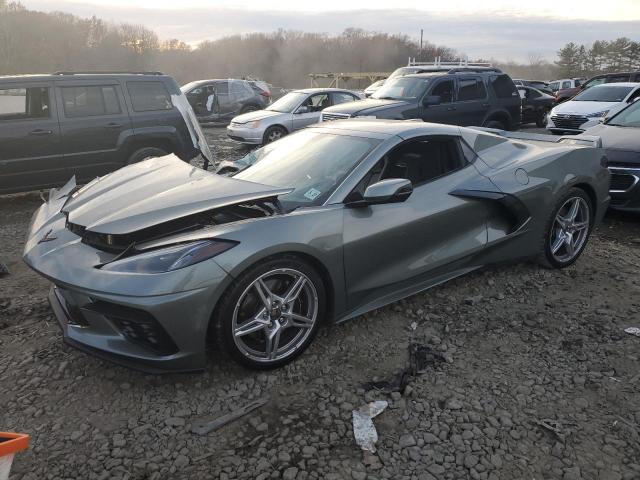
(263, 125, 287, 144)
(536, 109, 549, 128)
(538, 188, 593, 269)
(214, 256, 326, 369)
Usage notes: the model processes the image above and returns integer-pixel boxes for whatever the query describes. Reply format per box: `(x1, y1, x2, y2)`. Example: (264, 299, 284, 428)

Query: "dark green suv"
(0, 72, 212, 194)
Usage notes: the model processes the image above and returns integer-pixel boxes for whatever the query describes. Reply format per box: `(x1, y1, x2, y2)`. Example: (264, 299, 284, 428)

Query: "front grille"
(550, 114, 588, 130)
(86, 301, 178, 356)
(609, 172, 636, 191)
(321, 112, 351, 122)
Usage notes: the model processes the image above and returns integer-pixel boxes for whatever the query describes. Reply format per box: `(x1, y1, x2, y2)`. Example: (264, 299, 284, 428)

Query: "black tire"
(536, 110, 549, 128)
(214, 255, 326, 369)
(537, 187, 593, 269)
(263, 125, 287, 144)
(483, 119, 506, 130)
(126, 146, 169, 165)
(240, 105, 259, 114)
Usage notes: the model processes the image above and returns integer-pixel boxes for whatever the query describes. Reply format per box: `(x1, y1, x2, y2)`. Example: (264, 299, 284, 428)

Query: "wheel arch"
(572, 181, 598, 222)
(483, 109, 512, 129)
(207, 249, 338, 341)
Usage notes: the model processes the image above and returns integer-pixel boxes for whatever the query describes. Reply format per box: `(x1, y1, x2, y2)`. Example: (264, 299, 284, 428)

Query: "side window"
(457, 78, 487, 101)
(61, 85, 121, 118)
(332, 92, 358, 105)
(380, 138, 467, 186)
(549, 82, 560, 92)
(431, 80, 454, 103)
(127, 81, 172, 112)
(0, 87, 50, 120)
(628, 88, 640, 103)
(529, 89, 542, 99)
(574, 79, 582, 86)
(608, 75, 631, 83)
(584, 77, 606, 89)
(561, 81, 571, 89)
(305, 93, 330, 111)
(489, 74, 518, 98)
(215, 81, 229, 95)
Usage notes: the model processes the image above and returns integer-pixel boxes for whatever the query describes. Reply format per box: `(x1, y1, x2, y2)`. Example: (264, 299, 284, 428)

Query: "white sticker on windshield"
(304, 188, 322, 200)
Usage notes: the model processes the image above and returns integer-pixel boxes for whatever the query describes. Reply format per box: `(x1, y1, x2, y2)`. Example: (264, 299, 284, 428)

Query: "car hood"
(232, 110, 285, 124)
(62, 155, 292, 235)
(553, 100, 621, 116)
(322, 98, 407, 115)
(582, 123, 640, 155)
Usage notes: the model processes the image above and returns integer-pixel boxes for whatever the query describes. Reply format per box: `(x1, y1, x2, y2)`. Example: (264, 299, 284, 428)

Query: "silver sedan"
(226, 88, 362, 145)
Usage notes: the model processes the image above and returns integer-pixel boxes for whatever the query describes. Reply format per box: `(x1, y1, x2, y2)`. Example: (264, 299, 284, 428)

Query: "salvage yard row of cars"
(1, 67, 639, 371)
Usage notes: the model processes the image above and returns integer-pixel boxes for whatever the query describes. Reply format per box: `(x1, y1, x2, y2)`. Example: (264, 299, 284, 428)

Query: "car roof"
(0, 73, 170, 82)
(589, 82, 640, 88)
(308, 118, 461, 138)
(290, 88, 357, 94)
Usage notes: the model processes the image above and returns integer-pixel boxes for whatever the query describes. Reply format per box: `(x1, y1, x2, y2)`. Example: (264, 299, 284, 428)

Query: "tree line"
(0, 2, 455, 87)
(1, 1, 638, 87)
(556, 38, 640, 78)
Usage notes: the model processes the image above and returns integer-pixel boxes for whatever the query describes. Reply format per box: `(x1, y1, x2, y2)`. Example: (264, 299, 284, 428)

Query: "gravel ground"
(1, 126, 640, 480)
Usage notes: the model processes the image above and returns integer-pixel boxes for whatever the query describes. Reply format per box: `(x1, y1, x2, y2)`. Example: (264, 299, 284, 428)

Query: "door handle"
(105, 123, 123, 129)
(29, 129, 52, 136)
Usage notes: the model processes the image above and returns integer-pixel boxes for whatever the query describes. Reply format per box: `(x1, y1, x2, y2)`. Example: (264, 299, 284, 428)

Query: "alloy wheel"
(267, 130, 283, 142)
(232, 268, 319, 363)
(549, 197, 590, 263)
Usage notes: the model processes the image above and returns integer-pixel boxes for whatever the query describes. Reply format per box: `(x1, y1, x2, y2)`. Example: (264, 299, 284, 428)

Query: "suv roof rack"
(52, 71, 164, 76)
(446, 67, 502, 74)
(408, 57, 493, 68)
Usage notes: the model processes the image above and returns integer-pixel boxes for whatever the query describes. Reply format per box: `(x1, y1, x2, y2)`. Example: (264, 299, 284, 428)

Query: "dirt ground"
(1, 127, 639, 480)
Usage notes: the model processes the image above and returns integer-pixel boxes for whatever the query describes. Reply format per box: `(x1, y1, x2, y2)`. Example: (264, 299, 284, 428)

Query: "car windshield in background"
(573, 86, 634, 102)
(372, 77, 429, 100)
(388, 67, 418, 80)
(608, 100, 640, 127)
(266, 92, 307, 112)
(233, 130, 379, 210)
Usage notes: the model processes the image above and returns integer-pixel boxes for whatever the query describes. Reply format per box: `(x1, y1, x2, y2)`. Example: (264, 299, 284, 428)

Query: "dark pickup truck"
(0, 72, 212, 194)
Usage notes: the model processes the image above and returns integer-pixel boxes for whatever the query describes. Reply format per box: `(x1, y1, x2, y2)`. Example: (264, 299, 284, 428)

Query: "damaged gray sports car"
(23, 120, 610, 371)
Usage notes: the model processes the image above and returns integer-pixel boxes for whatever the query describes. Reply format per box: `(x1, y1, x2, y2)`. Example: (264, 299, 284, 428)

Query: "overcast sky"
(23, 0, 640, 62)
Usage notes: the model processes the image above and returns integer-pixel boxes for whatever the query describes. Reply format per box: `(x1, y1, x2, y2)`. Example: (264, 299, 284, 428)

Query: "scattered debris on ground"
(352, 400, 388, 453)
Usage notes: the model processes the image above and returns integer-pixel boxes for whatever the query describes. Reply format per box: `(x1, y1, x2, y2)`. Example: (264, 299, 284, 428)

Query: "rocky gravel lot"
(1, 127, 639, 480)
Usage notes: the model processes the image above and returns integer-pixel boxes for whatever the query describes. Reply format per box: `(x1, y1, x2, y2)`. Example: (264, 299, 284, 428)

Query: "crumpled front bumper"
(23, 185, 231, 373)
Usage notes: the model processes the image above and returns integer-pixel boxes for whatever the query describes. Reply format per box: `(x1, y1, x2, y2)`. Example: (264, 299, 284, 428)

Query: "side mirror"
(422, 95, 441, 107)
(296, 105, 310, 114)
(356, 178, 413, 206)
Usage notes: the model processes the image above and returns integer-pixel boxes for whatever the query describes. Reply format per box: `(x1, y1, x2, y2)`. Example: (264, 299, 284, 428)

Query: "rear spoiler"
(471, 127, 602, 148)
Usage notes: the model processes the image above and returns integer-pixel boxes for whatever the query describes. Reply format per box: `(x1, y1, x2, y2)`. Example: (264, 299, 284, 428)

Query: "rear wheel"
(240, 105, 259, 114)
(538, 188, 593, 269)
(483, 119, 506, 130)
(214, 256, 326, 369)
(263, 125, 287, 144)
(126, 146, 168, 165)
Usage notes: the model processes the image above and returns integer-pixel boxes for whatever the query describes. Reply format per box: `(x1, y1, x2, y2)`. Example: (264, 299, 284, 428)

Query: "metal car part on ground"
(23, 120, 609, 372)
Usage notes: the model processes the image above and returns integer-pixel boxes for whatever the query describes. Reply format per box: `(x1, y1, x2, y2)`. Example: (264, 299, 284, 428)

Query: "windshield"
(573, 86, 633, 102)
(180, 81, 203, 93)
(608, 100, 640, 127)
(266, 92, 307, 113)
(388, 67, 420, 80)
(371, 77, 430, 100)
(233, 130, 380, 210)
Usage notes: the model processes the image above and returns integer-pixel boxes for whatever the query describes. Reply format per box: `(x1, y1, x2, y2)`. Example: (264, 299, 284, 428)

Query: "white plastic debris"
(352, 400, 388, 453)
(624, 327, 640, 337)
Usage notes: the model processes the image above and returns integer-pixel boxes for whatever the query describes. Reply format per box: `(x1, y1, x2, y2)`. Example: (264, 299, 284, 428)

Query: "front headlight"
(248, 120, 261, 129)
(101, 240, 237, 274)
(586, 110, 609, 118)
(354, 115, 377, 119)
